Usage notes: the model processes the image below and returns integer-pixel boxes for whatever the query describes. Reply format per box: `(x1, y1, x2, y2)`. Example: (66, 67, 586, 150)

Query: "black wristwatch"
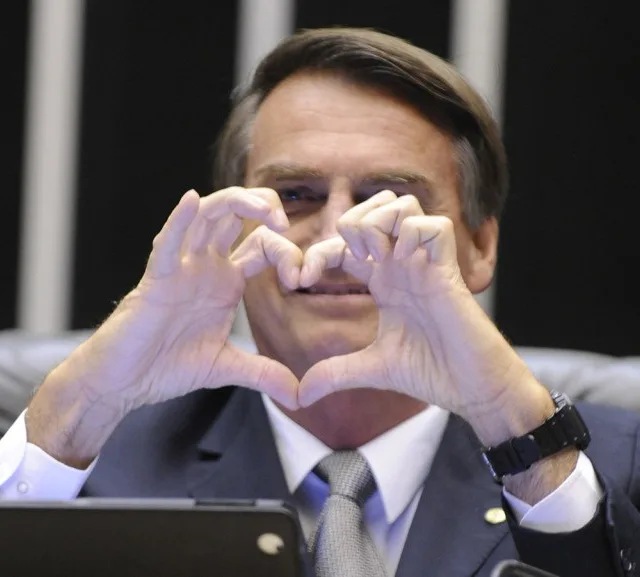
(481, 390, 591, 483)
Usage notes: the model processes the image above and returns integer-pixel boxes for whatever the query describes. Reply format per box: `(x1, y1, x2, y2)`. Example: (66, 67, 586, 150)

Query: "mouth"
(295, 284, 370, 296)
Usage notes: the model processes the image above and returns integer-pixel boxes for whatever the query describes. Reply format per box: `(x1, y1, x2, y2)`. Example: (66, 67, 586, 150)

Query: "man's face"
(242, 72, 493, 376)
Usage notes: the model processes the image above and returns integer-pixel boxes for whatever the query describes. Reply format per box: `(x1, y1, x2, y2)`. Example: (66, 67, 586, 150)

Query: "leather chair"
(1, 329, 639, 435)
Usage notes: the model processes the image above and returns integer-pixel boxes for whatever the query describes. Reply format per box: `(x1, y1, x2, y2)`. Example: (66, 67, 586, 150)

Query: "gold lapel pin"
(484, 507, 506, 525)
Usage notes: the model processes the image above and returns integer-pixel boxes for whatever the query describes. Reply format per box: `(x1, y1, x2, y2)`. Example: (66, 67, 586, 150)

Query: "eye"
(277, 186, 325, 203)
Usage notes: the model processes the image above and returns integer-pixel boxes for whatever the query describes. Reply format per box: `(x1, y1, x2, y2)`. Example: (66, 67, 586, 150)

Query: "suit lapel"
(395, 415, 510, 577)
(186, 387, 291, 502)
(187, 388, 316, 577)
(186, 389, 510, 577)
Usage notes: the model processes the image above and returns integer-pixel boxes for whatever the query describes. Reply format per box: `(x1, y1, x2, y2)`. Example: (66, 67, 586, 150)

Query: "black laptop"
(0, 498, 307, 577)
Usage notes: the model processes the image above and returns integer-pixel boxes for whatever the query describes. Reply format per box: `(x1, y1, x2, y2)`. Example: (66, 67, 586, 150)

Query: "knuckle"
(377, 188, 397, 201)
(400, 194, 421, 212)
(281, 238, 302, 258)
(247, 187, 280, 204)
(361, 206, 388, 222)
(240, 225, 267, 251)
(309, 238, 332, 255)
(261, 228, 288, 255)
(436, 216, 454, 232)
(337, 220, 360, 236)
(361, 223, 382, 239)
(359, 213, 377, 227)
(218, 186, 245, 196)
(252, 224, 271, 238)
(204, 186, 239, 205)
(151, 233, 163, 249)
(402, 215, 421, 229)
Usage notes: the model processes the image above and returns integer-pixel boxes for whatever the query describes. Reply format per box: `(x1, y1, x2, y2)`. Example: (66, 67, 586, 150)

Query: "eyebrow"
(253, 163, 324, 182)
(253, 163, 435, 192)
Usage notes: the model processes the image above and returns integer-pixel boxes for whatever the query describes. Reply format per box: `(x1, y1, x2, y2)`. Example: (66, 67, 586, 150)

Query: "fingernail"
(250, 196, 270, 209)
(289, 266, 300, 288)
(299, 264, 309, 285)
(300, 390, 319, 407)
(275, 210, 289, 230)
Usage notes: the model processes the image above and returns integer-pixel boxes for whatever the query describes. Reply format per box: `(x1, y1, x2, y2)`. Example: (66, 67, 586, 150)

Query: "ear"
(461, 217, 499, 294)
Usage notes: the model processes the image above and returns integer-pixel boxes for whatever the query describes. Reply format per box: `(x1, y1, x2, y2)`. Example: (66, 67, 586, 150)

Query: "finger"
(208, 213, 244, 255)
(393, 215, 457, 262)
(190, 188, 286, 255)
(299, 236, 347, 287)
(359, 195, 424, 261)
(146, 190, 200, 278)
(204, 187, 289, 231)
(297, 347, 387, 407)
(199, 187, 275, 223)
(341, 250, 374, 285)
(245, 187, 289, 230)
(231, 226, 303, 290)
(361, 195, 424, 237)
(337, 189, 397, 260)
(184, 213, 209, 255)
(359, 226, 392, 262)
(214, 343, 299, 410)
(340, 188, 399, 222)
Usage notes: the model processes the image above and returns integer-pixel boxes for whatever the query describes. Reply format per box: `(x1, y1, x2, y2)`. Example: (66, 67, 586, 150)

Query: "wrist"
(26, 367, 125, 469)
(502, 446, 579, 504)
(468, 381, 588, 504)
(464, 374, 555, 449)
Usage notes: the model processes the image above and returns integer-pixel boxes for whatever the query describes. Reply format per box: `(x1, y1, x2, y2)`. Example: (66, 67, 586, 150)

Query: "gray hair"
(213, 28, 508, 229)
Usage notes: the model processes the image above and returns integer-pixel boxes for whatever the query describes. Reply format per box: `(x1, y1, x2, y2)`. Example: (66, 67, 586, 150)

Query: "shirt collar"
(358, 403, 449, 523)
(262, 393, 450, 525)
(262, 394, 333, 491)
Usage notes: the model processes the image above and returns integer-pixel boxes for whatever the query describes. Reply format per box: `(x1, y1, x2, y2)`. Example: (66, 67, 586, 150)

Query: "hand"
(297, 190, 541, 423)
(297, 190, 575, 502)
(27, 187, 302, 465)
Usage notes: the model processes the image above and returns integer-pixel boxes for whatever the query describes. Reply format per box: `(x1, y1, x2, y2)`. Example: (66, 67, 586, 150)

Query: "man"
(0, 28, 638, 577)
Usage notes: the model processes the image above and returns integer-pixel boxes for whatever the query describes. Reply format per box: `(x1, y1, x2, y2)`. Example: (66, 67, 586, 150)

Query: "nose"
(316, 182, 356, 241)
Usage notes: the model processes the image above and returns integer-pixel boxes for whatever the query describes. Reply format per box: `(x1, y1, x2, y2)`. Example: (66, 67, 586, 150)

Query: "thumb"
(297, 345, 387, 407)
(213, 343, 300, 410)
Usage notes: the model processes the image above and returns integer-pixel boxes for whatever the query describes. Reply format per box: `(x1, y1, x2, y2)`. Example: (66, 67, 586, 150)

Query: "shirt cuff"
(503, 452, 603, 533)
(0, 410, 96, 499)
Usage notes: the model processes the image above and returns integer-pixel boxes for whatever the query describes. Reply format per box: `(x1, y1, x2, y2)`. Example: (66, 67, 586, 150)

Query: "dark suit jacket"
(83, 387, 640, 577)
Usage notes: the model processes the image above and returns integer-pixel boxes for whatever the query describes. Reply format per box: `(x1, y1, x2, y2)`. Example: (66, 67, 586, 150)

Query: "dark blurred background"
(3, 0, 638, 355)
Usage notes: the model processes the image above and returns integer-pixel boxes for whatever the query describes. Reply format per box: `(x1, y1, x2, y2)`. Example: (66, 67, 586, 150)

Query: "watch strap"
(482, 391, 591, 482)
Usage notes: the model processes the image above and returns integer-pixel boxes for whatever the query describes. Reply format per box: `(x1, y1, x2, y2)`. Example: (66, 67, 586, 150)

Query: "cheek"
(243, 267, 282, 319)
(245, 266, 276, 292)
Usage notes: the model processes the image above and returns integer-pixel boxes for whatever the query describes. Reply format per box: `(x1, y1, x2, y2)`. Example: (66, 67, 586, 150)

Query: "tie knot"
(315, 451, 376, 505)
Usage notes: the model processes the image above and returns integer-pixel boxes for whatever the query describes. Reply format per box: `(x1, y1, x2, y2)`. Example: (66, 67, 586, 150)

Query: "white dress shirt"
(0, 400, 603, 576)
(261, 395, 603, 575)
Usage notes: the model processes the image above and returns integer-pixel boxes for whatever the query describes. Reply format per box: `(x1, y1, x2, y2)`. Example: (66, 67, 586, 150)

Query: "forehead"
(246, 72, 457, 187)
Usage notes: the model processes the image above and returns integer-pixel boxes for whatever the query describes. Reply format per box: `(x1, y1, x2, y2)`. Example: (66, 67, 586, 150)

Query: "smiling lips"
(296, 284, 370, 295)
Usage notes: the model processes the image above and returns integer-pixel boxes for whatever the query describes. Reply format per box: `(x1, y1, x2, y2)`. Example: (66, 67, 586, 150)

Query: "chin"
(293, 321, 377, 362)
